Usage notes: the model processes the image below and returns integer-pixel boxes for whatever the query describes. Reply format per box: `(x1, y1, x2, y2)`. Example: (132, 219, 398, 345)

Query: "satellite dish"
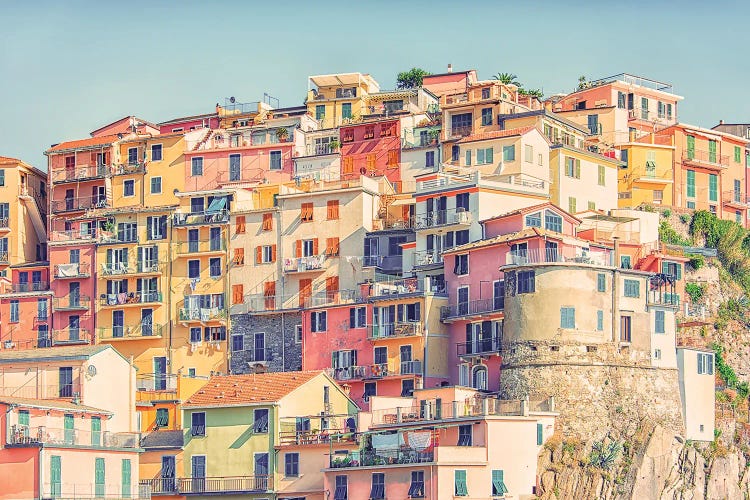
(229, 96, 236, 103)
(87, 365, 97, 377)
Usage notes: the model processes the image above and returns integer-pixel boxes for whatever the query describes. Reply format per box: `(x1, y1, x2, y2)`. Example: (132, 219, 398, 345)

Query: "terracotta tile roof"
(183, 371, 326, 408)
(0, 156, 20, 164)
(0, 396, 111, 414)
(480, 202, 581, 225)
(457, 126, 536, 144)
(0, 344, 110, 363)
(443, 227, 550, 254)
(47, 134, 120, 153)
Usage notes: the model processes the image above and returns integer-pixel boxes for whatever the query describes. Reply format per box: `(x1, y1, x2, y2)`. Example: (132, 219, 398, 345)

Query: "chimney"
(612, 236, 620, 268)
(447, 64, 453, 73)
(719, 119, 724, 125)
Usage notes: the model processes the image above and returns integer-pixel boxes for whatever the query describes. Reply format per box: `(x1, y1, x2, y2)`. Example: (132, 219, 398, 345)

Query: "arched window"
(472, 366, 488, 391)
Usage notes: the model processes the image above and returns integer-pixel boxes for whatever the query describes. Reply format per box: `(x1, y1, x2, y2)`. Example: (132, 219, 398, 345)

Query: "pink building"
(441, 203, 610, 391)
(340, 118, 402, 187)
(0, 262, 52, 350)
(323, 386, 556, 500)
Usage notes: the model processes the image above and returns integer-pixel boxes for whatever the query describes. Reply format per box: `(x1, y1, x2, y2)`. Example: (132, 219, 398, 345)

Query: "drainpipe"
(224, 224, 231, 374)
(167, 217, 174, 376)
(612, 237, 620, 343)
(277, 209, 286, 371)
(422, 277, 430, 387)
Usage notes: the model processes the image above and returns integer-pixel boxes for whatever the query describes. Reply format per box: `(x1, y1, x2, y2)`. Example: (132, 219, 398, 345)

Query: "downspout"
(277, 208, 286, 370)
(225, 223, 231, 374)
(422, 279, 429, 389)
(612, 237, 620, 342)
(167, 216, 174, 376)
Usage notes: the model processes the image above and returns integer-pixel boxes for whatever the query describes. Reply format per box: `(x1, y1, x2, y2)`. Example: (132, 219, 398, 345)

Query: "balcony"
(682, 149, 729, 169)
(502, 248, 613, 268)
(101, 260, 164, 275)
(326, 360, 422, 382)
(448, 125, 472, 138)
(369, 278, 425, 298)
(136, 373, 178, 401)
(456, 336, 502, 357)
(0, 218, 9, 232)
(54, 263, 91, 279)
(51, 164, 111, 184)
(303, 289, 361, 308)
(0, 252, 7, 265)
(441, 297, 504, 321)
(279, 415, 358, 446)
(723, 190, 748, 209)
(413, 250, 443, 268)
(51, 196, 109, 213)
(100, 291, 162, 307)
(367, 322, 423, 340)
(242, 293, 300, 314)
(49, 328, 93, 346)
(99, 323, 164, 341)
(50, 229, 97, 243)
(98, 231, 139, 245)
(52, 295, 91, 311)
(8, 282, 49, 293)
(330, 448, 434, 468)
(179, 307, 227, 324)
(112, 162, 147, 175)
(414, 208, 472, 231)
(371, 217, 413, 230)
(0, 382, 83, 399)
(176, 239, 226, 255)
(284, 254, 328, 273)
(173, 210, 230, 227)
(141, 476, 272, 495)
(7, 425, 139, 449)
(370, 398, 525, 426)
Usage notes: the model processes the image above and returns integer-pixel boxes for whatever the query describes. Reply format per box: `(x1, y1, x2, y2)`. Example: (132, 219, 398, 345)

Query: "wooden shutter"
(343, 157, 354, 173)
(326, 276, 339, 293)
(294, 240, 302, 258)
(327, 200, 339, 220)
(312, 238, 319, 255)
(326, 237, 340, 256)
(232, 284, 243, 304)
(262, 213, 272, 231)
(255, 246, 262, 264)
(236, 215, 246, 234)
(264, 281, 276, 297)
(234, 248, 245, 265)
(299, 279, 312, 307)
(122, 460, 132, 498)
(271, 244, 277, 263)
(387, 149, 398, 166)
(367, 154, 376, 171)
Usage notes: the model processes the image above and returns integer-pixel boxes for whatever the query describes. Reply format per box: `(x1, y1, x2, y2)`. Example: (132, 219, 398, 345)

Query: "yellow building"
(306, 73, 380, 129)
(616, 140, 676, 208)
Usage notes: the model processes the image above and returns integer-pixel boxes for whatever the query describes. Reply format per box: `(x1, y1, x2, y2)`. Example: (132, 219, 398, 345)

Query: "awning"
(391, 198, 415, 206)
(206, 197, 227, 214)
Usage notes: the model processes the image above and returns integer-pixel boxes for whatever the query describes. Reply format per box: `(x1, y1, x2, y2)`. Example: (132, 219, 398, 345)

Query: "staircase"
(18, 189, 47, 244)
(193, 130, 213, 151)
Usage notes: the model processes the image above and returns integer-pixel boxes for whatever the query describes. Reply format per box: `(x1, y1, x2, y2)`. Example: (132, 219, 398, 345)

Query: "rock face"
(537, 425, 750, 500)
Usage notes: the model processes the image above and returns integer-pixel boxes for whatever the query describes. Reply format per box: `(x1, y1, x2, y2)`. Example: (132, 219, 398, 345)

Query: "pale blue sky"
(2, 1, 748, 168)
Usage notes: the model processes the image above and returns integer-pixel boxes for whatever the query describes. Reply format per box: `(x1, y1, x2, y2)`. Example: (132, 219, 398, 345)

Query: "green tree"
(492, 72, 522, 87)
(396, 68, 431, 89)
(519, 88, 544, 98)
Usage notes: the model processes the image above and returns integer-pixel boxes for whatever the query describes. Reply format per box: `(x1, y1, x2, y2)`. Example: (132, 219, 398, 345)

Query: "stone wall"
(229, 311, 302, 374)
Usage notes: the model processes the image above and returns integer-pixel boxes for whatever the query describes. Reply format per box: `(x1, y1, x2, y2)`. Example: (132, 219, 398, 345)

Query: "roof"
(0, 344, 112, 364)
(0, 155, 20, 163)
(140, 429, 184, 449)
(309, 73, 377, 89)
(46, 134, 120, 153)
(504, 109, 590, 135)
(480, 202, 582, 225)
(157, 112, 218, 127)
(663, 123, 748, 143)
(183, 371, 326, 408)
(457, 126, 536, 144)
(89, 116, 158, 136)
(0, 396, 111, 415)
(443, 227, 562, 255)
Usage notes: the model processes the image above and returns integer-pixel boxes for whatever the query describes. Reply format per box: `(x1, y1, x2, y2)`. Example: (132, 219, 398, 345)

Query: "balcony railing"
(51, 164, 111, 183)
(0, 218, 8, 230)
(50, 229, 97, 242)
(414, 208, 472, 230)
(179, 308, 227, 323)
(682, 149, 729, 167)
(0, 382, 82, 399)
(101, 260, 164, 275)
(112, 163, 147, 175)
(0, 252, 7, 264)
(100, 291, 162, 306)
(327, 360, 422, 382)
(456, 336, 502, 356)
(413, 250, 443, 267)
(242, 293, 300, 313)
(9, 282, 49, 293)
(98, 323, 164, 340)
(441, 297, 504, 320)
(371, 217, 413, 230)
(284, 254, 328, 273)
(369, 278, 425, 297)
(448, 125, 472, 138)
(97, 231, 139, 245)
(303, 289, 361, 308)
(367, 322, 423, 339)
(330, 448, 434, 468)
(54, 263, 91, 278)
(52, 295, 91, 311)
(141, 476, 272, 495)
(723, 190, 748, 206)
(503, 248, 612, 267)
(173, 210, 230, 226)
(51, 196, 109, 213)
(370, 398, 525, 426)
(136, 372, 177, 393)
(176, 239, 226, 254)
(49, 328, 92, 346)
(7, 425, 139, 449)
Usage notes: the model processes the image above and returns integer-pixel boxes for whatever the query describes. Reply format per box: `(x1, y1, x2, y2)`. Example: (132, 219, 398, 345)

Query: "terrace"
(54, 263, 91, 279)
(326, 360, 422, 382)
(7, 425, 139, 449)
(51, 164, 111, 184)
(441, 297, 504, 321)
(98, 323, 164, 341)
(142, 476, 272, 496)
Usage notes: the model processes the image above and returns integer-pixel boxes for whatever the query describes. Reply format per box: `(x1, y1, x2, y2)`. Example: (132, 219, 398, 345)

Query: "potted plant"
(428, 128, 440, 145)
(276, 127, 289, 142)
(329, 138, 341, 152)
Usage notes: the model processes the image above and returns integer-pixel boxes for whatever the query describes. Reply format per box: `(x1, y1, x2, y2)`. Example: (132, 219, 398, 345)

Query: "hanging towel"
(117, 293, 127, 304)
(190, 278, 200, 291)
(200, 309, 210, 322)
(407, 431, 432, 451)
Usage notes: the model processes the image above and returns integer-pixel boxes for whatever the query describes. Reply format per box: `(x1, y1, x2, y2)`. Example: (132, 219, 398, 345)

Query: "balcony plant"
(428, 129, 440, 145)
(329, 138, 341, 151)
(276, 127, 289, 142)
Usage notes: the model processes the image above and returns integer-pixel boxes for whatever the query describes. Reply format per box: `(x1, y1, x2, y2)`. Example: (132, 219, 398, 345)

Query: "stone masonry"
(229, 310, 302, 374)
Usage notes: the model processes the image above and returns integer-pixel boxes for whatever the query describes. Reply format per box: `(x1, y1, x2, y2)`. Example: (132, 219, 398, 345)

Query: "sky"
(1, 0, 749, 168)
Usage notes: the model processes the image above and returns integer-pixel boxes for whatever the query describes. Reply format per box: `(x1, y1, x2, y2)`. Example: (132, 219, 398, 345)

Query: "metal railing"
(50, 229, 97, 242)
(176, 239, 226, 254)
(723, 190, 747, 206)
(278, 427, 357, 446)
(101, 260, 164, 275)
(112, 163, 147, 175)
(54, 263, 91, 278)
(98, 323, 164, 340)
(369, 277, 425, 297)
(179, 308, 227, 322)
(243, 293, 300, 313)
(51, 196, 109, 213)
(413, 250, 443, 267)
(136, 373, 178, 393)
(0, 218, 8, 229)
(0, 382, 82, 399)
(370, 398, 525, 426)
(367, 322, 423, 340)
(51, 164, 111, 183)
(456, 336, 502, 356)
(284, 254, 328, 273)
(503, 248, 612, 267)
(49, 328, 92, 346)
(100, 291, 162, 306)
(52, 295, 91, 311)
(326, 360, 422, 381)
(448, 125, 472, 137)
(98, 232, 139, 245)
(9, 282, 49, 293)
(330, 448, 434, 468)
(441, 297, 504, 320)
(7, 425, 139, 449)
(682, 149, 729, 167)
(303, 289, 361, 308)
(173, 210, 230, 226)
(141, 476, 272, 495)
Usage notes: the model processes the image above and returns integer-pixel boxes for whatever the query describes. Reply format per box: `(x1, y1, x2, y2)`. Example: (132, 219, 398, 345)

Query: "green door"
(709, 140, 717, 163)
(63, 414, 74, 444)
(121, 459, 132, 498)
(95, 458, 105, 497)
(50, 456, 61, 497)
(341, 103, 352, 120)
(686, 135, 695, 160)
(91, 416, 101, 446)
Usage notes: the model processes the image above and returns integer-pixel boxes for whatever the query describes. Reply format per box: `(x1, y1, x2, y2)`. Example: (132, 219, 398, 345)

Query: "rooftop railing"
(370, 398, 525, 426)
(502, 248, 613, 267)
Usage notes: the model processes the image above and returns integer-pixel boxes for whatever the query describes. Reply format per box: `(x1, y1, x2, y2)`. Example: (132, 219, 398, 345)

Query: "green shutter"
(486, 147, 493, 164)
(597, 310, 603, 331)
(687, 170, 695, 198)
(64, 414, 74, 444)
(455, 469, 468, 496)
(708, 140, 717, 163)
(709, 174, 718, 202)
(51, 456, 62, 496)
(477, 149, 485, 165)
(575, 159, 581, 179)
(537, 423, 544, 445)
(95, 458, 105, 497)
(91, 416, 101, 446)
(122, 459, 132, 498)
(676, 264, 682, 280)
(492, 469, 509, 495)
(18, 410, 29, 426)
(735, 146, 742, 163)
(465, 150, 472, 166)
(687, 136, 695, 159)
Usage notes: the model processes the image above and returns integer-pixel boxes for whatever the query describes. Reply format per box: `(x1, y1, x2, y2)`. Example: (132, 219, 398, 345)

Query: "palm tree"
(492, 73, 522, 87)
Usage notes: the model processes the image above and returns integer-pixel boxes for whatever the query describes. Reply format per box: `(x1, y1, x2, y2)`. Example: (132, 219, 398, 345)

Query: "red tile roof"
(0, 156, 20, 163)
(0, 396, 111, 415)
(47, 134, 120, 153)
(183, 371, 326, 408)
(457, 126, 536, 144)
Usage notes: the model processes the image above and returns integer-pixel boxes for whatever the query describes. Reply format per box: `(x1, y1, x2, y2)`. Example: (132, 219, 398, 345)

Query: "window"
(455, 469, 468, 496)
(454, 254, 469, 275)
(452, 145, 460, 162)
(209, 258, 221, 278)
(465, 150, 471, 166)
(151, 144, 163, 161)
(458, 424, 472, 446)
(502, 145, 515, 161)
(565, 157, 581, 178)
(481, 108, 493, 126)
(50, 456, 61, 496)
(624, 279, 640, 298)
(311, 311, 327, 332)
(190, 327, 202, 343)
(315, 105, 325, 120)
(95, 458, 106, 497)
(492, 470, 509, 496)
(525, 212, 541, 227)
(598, 165, 606, 186)
(148, 176, 162, 194)
(370, 473, 385, 499)
(617, 92, 626, 109)
(0, 170, 4, 186)
(327, 200, 340, 220)
(408, 471, 425, 498)
(341, 103, 352, 119)
(621, 255, 632, 269)
(476, 147, 493, 165)
(38, 298, 48, 320)
(667, 103, 673, 120)
(231, 284, 244, 305)
(387, 149, 398, 166)
(481, 87, 490, 99)
(269, 150, 282, 170)
(124, 180, 135, 197)
(709, 174, 718, 202)
(655, 310, 665, 334)
(641, 97, 649, 119)
(364, 125, 375, 140)
(191, 157, 203, 176)
(253, 409, 269, 433)
(285, 453, 299, 477)
(517, 271, 535, 294)
(568, 197, 577, 213)
(657, 101, 665, 119)
(233, 248, 245, 266)
(451, 113, 472, 135)
(545, 210, 562, 233)
(295, 325, 303, 343)
(654, 348, 662, 360)
(735, 146, 742, 163)
(191, 412, 206, 436)
(232, 334, 244, 352)
(128, 147, 138, 165)
(188, 260, 200, 279)
(697, 353, 714, 375)
(350, 307, 366, 328)
(156, 408, 169, 427)
(597, 273, 606, 292)
(301, 203, 313, 222)
(334, 475, 348, 500)
(620, 316, 632, 342)
(686, 170, 695, 197)
(9, 300, 19, 322)
(596, 310, 604, 331)
(229, 154, 241, 181)
(425, 151, 435, 168)
(401, 379, 415, 397)
(560, 307, 575, 329)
